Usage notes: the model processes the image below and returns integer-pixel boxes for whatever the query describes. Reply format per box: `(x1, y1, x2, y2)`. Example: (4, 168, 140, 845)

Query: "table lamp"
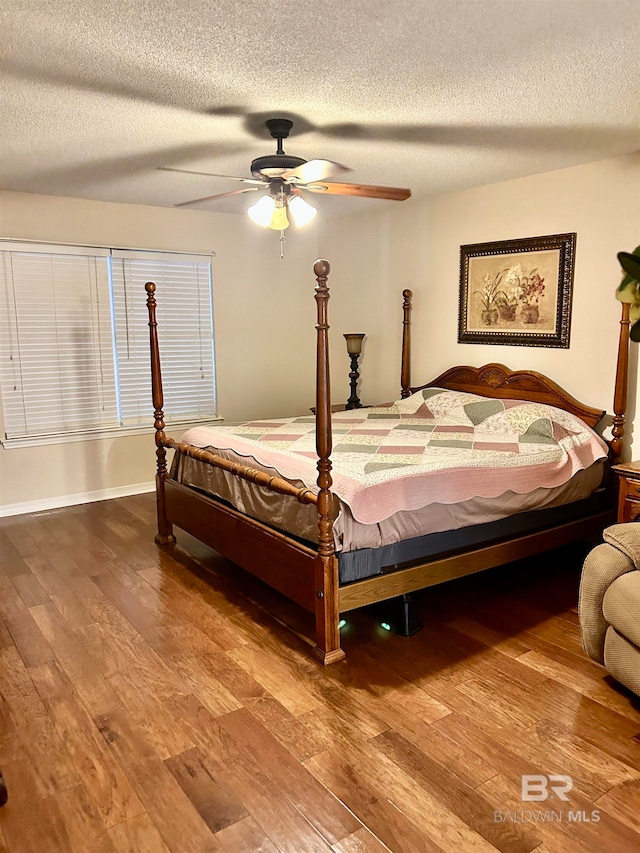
(343, 333, 365, 409)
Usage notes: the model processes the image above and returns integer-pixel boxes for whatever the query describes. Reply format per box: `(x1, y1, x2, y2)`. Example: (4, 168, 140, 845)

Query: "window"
(0, 242, 216, 444)
(110, 250, 216, 427)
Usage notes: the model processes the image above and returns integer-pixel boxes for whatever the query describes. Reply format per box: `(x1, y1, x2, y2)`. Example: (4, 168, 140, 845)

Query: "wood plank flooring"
(0, 495, 638, 853)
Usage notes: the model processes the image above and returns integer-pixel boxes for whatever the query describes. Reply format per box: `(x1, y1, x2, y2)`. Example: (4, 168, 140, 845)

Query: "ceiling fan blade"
(159, 166, 264, 185)
(303, 182, 411, 201)
(175, 187, 260, 207)
(281, 159, 351, 184)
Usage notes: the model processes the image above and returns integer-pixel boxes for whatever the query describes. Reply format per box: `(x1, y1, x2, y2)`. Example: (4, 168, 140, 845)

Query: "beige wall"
(2, 152, 639, 512)
(317, 201, 428, 407)
(0, 191, 323, 511)
(320, 153, 640, 456)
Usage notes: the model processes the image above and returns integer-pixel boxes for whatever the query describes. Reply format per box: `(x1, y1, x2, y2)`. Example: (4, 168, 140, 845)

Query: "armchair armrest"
(579, 523, 639, 663)
(603, 523, 640, 567)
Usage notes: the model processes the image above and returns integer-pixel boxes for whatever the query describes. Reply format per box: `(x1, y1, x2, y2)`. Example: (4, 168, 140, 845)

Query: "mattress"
(171, 388, 608, 582)
(172, 449, 605, 581)
(173, 447, 603, 547)
(180, 388, 608, 525)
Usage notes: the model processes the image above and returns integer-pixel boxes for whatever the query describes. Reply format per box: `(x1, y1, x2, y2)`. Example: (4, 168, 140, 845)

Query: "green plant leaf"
(616, 279, 639, 302)
(616, 280, 638, 299)
(618, 250, 640, 284)
(615, 245, 640, 307)
(631, 319, 640, 343)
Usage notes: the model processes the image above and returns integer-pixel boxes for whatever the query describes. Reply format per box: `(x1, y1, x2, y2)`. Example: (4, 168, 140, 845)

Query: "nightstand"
(612, 461, 640, 522)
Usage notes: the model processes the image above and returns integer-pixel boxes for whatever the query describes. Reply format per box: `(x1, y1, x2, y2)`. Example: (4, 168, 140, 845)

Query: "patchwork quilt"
(181, 388, 608, 524)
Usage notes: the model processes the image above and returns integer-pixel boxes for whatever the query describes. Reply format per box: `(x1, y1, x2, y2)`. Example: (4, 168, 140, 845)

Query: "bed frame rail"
(339, 510, 613, 611)
(162, 438, 318, 505)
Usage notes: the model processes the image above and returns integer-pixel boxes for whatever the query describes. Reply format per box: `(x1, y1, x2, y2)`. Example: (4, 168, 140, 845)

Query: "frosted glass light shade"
(289, 195, 317, 226)
(248, 195, 276, 226)
(269, 204, 289, 230)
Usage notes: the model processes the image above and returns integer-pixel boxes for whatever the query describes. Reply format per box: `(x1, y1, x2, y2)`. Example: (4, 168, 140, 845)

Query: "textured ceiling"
(2, 0, 639, 218)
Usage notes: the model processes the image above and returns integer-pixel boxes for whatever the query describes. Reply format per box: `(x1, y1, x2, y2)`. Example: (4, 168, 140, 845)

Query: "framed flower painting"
(458, 233, 576, 347)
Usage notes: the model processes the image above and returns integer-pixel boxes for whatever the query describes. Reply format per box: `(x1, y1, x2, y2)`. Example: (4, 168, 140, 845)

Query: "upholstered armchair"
(579, 523, 640, 697)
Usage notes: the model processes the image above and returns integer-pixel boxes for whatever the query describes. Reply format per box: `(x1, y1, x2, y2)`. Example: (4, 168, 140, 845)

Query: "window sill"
(1, 418, 224, 450)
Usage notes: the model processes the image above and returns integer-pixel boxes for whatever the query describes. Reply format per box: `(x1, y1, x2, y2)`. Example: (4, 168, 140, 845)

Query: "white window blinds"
(0, 243, 216, 442)
(0, 245, 118, 439)
(110, 250, 216, 426)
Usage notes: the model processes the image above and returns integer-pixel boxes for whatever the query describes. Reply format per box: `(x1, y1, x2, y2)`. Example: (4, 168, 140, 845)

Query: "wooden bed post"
(311, 260, 345, 665)
(400, 289, 413, 398)
(611, 301, 631, 464)
(145, 282, 176, 546)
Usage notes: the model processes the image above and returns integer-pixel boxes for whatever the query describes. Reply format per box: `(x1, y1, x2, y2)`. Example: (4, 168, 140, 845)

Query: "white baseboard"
(0, 481, 155, 518)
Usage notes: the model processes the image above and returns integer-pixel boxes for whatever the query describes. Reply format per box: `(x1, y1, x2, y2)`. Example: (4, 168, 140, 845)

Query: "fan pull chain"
(280, 230, 286, 259)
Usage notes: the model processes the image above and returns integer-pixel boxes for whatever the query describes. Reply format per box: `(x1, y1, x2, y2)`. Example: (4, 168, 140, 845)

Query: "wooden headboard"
(415, 364, 605, 428)
(399, 292, 631, 460)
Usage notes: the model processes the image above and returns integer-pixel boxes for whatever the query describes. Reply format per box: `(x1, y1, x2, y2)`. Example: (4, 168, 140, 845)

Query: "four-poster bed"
(145, 260, 630, 664)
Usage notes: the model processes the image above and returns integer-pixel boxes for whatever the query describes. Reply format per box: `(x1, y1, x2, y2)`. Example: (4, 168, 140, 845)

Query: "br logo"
(521, 774, 573, 802)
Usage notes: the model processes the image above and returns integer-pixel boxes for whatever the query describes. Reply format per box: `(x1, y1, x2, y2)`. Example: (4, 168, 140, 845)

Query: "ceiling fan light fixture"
(269, 202, 289, 231)
(288, 195, 317, 227)
(248, 194, 276, 227)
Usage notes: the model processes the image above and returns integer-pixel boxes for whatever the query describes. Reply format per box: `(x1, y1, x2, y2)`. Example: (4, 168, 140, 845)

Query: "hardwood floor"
(0, 494, 638, 853)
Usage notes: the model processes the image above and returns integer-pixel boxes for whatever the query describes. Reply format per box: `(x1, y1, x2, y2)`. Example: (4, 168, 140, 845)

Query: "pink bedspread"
(181, 389, 608, 524)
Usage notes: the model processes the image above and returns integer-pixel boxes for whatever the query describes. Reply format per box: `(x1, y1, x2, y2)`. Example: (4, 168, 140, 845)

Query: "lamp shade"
(248, 195, 276, 227)
(344, 333, 365, 355)
(269, 203, 289, 230)
(289, 195, 317, 226)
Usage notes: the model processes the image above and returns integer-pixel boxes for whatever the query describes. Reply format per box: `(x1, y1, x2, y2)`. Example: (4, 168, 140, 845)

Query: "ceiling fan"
(161, 118, 412, 231)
